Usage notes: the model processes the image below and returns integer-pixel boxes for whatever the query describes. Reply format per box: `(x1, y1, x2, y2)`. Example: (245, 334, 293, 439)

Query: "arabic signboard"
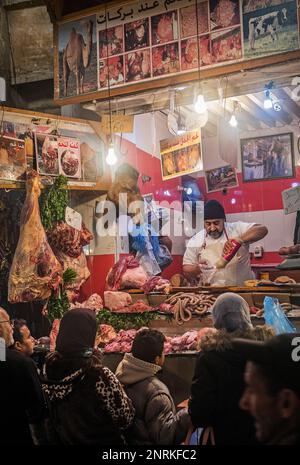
(100, 114, 134, 133)
(160, 130, 202, 180)
(55, 0, 300, 103)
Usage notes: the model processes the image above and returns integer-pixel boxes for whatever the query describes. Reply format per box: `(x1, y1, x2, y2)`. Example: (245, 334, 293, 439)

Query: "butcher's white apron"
(199, 236, 254, 286)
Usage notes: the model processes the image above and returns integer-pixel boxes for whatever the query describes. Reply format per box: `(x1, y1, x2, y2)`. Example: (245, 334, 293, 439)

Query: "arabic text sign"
(96, 0, 192, 30)
(160, 130, 202, 180)
(100, 115, 134, 134)
(282, 185, 300, 215)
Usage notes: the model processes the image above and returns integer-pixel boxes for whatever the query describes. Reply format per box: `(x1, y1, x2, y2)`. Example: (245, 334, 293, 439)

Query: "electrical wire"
(105, 5, 113, 141)
(195, 0, 201, 91)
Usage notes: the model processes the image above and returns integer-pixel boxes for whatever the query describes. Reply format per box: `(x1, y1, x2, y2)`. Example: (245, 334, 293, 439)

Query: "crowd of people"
(0, 294, 299, 446)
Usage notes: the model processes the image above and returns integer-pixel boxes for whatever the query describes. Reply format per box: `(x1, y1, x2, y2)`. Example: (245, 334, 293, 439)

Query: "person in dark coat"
(188, 293, 275, 445)
(0, 307, 46, 445)
(42, 308, 134, 445)
(116, 329, 191, 445)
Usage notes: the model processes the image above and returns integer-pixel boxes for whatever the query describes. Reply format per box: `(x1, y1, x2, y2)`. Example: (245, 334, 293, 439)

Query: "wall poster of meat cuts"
(99, 55, 125, 88)
(99, 24, 124, 58)
(54, 0, 300, 102)
(35, 133, 59, 176)
(0, 136, 27, 181)
(211, 26, 242, 62)
(243, 0, 299, 59)
(58, 137, 82, 179)
(210, 0, 240, 30)
(160, 130, 203, 180)
(180, 2, 209, 38)
(125, 49, 151, 82)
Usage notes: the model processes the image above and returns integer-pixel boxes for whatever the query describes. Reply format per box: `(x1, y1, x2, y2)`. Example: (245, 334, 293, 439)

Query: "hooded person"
(183, 199, 268, 286)
(42, 308, 134, 445)
(115, 328, 191, 445)
(188, 293, 275, 445)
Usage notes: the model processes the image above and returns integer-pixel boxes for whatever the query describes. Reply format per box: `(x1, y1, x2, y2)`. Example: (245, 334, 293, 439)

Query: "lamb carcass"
(8, 171, 62, 303)
(104, 291, 132, 311)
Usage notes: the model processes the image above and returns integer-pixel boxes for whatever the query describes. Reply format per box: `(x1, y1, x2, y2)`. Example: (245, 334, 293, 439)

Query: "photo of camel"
(58, 15, 98, 98)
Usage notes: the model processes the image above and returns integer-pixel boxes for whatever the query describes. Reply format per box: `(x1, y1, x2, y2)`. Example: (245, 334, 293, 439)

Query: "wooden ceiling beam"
(248, 93, 293, 126)
(237, 95, 276, 128)
(272, 88, 300, 120)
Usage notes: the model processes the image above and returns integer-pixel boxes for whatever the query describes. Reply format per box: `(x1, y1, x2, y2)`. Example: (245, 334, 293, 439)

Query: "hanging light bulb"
(106, 142, 117, 166)
(229, 101, 239, 127)
(194, 94, 207, 114)
(264, 89, 273, 109)
(229, 114, 238, 127)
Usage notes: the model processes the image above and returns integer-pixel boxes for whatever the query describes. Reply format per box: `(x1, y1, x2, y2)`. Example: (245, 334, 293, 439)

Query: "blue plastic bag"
(263, 296, 296, 335)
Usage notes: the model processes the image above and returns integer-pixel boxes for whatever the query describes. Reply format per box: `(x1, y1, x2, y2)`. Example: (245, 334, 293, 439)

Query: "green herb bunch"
(40, 175, 68, 230)
(96, 308, 160, 333)
(47, 268, 77, 322)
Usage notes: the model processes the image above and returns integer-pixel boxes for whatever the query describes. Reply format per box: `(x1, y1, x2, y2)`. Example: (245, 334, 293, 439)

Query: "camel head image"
(63, 20, 94, 96)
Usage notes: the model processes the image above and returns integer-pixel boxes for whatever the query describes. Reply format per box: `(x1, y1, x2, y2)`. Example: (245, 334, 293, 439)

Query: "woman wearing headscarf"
(188, 292, 274, 445)
(42, 308, 134, 444)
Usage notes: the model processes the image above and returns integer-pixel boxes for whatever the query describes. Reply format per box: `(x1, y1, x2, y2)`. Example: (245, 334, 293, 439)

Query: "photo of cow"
(243, 0, 299, 58)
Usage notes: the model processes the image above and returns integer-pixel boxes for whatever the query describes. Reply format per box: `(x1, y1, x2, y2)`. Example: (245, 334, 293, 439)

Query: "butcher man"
(183, 200, 268, 286)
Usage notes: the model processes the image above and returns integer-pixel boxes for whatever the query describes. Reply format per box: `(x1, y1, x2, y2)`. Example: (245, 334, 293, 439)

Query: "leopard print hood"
(42, 368, 85, 402)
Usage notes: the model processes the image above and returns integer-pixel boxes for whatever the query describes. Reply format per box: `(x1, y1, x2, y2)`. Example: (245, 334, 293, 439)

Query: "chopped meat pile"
(103, 327, 217, 354)
(156, 302, 173, 313)
(104, 329, 138, 353)
(96, 324, 117, 346)
(106, 255, 148, 290)
(104, 291, 132, 311)
(142, 276, 171, 294)
(111, 300, 153, 313)
(71, 293, 103, 313)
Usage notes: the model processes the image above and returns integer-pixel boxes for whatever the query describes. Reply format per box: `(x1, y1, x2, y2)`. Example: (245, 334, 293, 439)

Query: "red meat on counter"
(106, 255, 148, 290)
(104, 291, 132, 311)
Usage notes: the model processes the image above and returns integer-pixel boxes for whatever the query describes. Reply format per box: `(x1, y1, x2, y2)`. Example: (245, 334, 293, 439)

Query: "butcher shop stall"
(1, 0, 300, 405)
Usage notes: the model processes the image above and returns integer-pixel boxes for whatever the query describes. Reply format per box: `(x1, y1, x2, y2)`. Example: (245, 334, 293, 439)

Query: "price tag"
(65, 206, 82, 231)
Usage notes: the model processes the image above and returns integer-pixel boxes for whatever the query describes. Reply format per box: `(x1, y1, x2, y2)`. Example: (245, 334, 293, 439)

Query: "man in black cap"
(234, 333, 300, 445)
(183, 199, 268, 285)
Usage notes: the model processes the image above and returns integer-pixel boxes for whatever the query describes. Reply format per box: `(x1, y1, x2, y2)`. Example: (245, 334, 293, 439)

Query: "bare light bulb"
(229, 114, 238, 127)
(106, 145, 117, 166)
(194, 94, 207, 114)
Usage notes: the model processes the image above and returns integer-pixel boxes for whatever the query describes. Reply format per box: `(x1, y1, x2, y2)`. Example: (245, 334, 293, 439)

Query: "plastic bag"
(263, 296, 296, 335)
(199, 260, 217, 286)
(155, 243, 173, 270)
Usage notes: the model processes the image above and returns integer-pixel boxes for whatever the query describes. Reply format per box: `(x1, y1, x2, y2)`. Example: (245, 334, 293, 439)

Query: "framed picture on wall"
(205, 164, 238, 193)
(241, 133, 294, 182)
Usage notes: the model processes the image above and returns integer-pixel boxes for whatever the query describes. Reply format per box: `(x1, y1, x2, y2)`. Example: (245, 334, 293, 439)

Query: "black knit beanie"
(204, 200, 226, 220)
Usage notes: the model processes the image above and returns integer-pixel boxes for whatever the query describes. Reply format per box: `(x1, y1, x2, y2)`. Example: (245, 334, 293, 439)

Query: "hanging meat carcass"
(8, 171, 62, 303)
(47, 221, 93, 301)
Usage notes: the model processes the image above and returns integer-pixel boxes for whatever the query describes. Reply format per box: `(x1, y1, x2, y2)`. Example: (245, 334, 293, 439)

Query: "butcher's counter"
(109, 285, 300, 404)
(128, 285, 300, 337)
